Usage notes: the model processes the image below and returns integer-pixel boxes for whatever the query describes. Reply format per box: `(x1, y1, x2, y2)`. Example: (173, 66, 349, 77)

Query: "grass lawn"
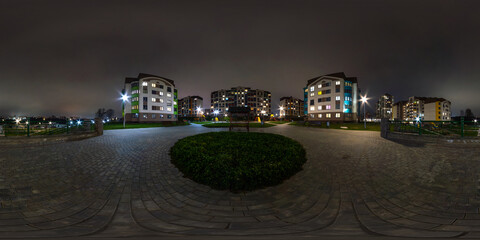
(289, 121, 382, 131)
(190, 121, 213, 125)
(170, 132, 306, 191)
(104, 121, 189, 130)
(202, 122, 275, 128)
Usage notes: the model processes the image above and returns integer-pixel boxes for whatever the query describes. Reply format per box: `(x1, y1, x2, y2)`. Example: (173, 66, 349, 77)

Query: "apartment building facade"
(405, 97, 451, 121)
(392, 100, 407, 121)
(375, 93, 394, 119)
(123, 73, 178, 122)
(279, 96, 304, 118)
(178, 96, 203, 117)
(305, 72, 359, 122)
(210, 87, 272, 116)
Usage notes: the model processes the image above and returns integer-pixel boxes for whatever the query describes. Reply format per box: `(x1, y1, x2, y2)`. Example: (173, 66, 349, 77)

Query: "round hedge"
(170, 132, 306, 191)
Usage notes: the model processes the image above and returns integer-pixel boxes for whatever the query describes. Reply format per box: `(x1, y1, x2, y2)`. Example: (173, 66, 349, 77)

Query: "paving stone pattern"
(0, 124, 480, 238)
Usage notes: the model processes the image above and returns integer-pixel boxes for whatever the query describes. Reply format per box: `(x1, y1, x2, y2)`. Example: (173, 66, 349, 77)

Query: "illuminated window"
(152, 98, 156, 102)
(336, 113, 340, 118)
(310, 106, 315, 111)
(159, 92, 164, 96)
(152, 83, 156, 87)
(318, 114, 322, 118)
(167, 93, 172, 97)
(318, 91, 322, 95)
(310, 92, 314, 97)
(318, 84, 322, 88)
(336, 81, 341, 85)
(131, 90, 139, 94)
(310, 86, 314, 91)
(326, 105, 331, 110)
(318, 105, 322, 110)
(336, 96, 341, 101)
(160, 99, 164, 103)
(326, 113, 331, 118)
(142, 82, 148, 86)
(167, 107, 172, 111)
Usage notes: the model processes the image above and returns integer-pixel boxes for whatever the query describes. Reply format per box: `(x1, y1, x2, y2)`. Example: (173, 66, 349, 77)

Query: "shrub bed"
(170, 132, 306, 191)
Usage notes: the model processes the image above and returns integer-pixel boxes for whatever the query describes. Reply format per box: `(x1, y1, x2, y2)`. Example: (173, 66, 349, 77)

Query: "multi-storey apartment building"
(375, 93, 394, 119)
(279, 96, 304, 118)
(405, 97, 451, 121)
(178, 96, 203, 117)
(210, 87, 272, 116)
(123, 73, 178, 122)
(305, 72, 359, 122)
(392, 100, 407, 121)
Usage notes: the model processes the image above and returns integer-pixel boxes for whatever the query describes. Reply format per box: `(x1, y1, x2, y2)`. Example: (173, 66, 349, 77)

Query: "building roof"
(412, 97, 449, 104)
(181, 95, 203, 100)
(394, 100, 408, 105)
(307, 72, 357, 85)
(280, 96, 303, 101)
(124, 73, 175, 86)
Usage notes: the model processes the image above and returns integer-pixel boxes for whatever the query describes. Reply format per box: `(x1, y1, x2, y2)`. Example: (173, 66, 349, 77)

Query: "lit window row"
(151, 98, 164, 103)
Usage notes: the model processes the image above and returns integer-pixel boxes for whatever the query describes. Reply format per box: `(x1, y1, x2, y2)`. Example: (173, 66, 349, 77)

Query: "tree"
(95, 108, 114, 120)
(105, 109, 115, 119)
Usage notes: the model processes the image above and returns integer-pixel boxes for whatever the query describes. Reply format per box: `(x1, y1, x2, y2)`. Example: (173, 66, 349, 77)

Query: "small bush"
(170, 132, 306, 191)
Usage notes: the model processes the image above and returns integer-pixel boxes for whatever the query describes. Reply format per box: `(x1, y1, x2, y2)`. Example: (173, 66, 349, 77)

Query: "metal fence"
(0, 119, 95, 137)
(391, 118, 479, 138)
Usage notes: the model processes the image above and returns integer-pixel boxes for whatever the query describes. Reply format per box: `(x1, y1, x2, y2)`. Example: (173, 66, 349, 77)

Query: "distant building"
(392, 100, 407, 121)
(179, 96, 203, 117)
(210, 87, 272, 116)
(405, 96, 451, 121)
(375, 93, 394, 119)
(123, 73, 178, 122)
(305, 72, 359, 122)
(279, 96, 304, 118)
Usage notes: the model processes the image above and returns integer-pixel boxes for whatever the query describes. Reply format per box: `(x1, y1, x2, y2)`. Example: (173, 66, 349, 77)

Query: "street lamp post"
(121, 93, 129, 128)
(361, 96, 368, 129)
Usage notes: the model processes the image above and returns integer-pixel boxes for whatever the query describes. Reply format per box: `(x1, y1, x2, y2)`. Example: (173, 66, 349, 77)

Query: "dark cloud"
(1, 0, 479, 117)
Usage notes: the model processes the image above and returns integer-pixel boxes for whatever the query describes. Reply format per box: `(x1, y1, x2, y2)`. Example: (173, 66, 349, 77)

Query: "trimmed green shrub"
(170, 132, 306, 191)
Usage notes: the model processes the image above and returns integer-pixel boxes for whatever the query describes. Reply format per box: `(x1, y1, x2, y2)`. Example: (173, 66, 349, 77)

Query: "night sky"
(1, 0, 479, 118)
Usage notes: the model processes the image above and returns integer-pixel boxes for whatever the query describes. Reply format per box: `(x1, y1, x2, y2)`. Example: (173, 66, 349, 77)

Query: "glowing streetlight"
(15, 118, 20, 124)
(121, 93, 129, 128)
(77, 120, 81, 125)
(121, 94, 129, 102)
(360, 95, 368, 129)
(279, 106, 284, 119)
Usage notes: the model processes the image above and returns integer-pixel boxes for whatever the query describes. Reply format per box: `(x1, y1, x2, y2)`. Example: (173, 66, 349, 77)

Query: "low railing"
(0, 119, 95, 137)
(390, 118, 479, 138)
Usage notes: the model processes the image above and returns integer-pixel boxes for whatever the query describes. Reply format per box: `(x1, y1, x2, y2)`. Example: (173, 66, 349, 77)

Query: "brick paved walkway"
(1, 124, 480, 239)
